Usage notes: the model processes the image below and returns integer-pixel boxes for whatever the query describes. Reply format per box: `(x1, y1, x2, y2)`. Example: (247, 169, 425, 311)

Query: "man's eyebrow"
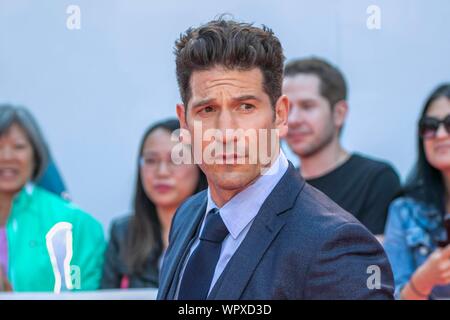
(191, 98, 215, 110)
(190, 95, 261, 109)
(299, 98, 318, 104)
(234, 95, 261, 102)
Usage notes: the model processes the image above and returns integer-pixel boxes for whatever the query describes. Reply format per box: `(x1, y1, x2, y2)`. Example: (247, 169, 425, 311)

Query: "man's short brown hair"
(284, 57, 347, 108)
(175, 18, 285, 108)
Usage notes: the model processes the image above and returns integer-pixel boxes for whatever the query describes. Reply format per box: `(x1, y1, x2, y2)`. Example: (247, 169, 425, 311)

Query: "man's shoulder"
(285, 182, 372, 240)
(299, 183, 361, 222)
(282, 183, 386, 266)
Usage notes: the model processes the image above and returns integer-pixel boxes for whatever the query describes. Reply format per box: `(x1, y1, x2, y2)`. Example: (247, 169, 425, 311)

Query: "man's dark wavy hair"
(174, 17, 285, 109)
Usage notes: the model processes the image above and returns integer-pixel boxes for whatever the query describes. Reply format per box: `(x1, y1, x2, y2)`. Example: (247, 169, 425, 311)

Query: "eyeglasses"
(139, 157, 180, 171)
(419, 115, 450, 139)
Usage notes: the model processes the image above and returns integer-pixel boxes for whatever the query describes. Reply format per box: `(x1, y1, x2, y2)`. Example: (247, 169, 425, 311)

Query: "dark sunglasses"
(419, 115, 450, 139)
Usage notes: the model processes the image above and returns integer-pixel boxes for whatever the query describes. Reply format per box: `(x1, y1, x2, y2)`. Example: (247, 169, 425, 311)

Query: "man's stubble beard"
(297, 126, 336, 159)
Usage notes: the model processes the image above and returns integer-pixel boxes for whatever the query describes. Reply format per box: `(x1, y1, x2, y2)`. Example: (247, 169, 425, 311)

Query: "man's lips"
(287, 132, 311, 141)
(212, 154, 248, 162)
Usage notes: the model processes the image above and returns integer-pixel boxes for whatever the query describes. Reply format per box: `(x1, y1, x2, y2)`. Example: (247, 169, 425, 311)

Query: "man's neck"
(209, 185, 246, 208)
(209, 151, 281, 208)
(299, 140, 349, 180)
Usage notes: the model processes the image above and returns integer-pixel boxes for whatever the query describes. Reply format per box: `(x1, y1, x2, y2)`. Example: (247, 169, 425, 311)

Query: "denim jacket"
(384, 197, 449, 299)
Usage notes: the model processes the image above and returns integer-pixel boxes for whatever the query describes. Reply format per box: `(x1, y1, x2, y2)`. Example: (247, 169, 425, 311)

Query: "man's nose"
(215, 110, 238, 144)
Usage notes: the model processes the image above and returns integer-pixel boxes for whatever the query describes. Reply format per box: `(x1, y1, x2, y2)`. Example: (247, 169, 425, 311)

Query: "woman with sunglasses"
(384, 83, 450, 299)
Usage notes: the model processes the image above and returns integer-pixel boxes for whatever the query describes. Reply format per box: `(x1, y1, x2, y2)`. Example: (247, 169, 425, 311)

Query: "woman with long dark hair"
(101, 119, 207, 289)
(384, 83, 450, 299)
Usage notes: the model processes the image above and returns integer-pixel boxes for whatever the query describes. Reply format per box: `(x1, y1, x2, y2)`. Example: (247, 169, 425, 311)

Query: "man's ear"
(333, 100, 348, 131)
(274, 95, 290, 138)
(176, 103, 193, 146)
(176, 103, 188, 130)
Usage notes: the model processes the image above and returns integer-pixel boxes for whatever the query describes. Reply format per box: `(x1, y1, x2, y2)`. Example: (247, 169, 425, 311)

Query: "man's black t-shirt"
(305, 153, 401, 235)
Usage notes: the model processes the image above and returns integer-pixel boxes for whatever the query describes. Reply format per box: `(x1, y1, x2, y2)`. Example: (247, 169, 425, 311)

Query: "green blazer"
(5, 184, 105, 292)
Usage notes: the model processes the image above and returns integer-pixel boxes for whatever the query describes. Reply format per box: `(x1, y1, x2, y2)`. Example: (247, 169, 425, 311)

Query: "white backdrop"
(1, 0, 449, 233)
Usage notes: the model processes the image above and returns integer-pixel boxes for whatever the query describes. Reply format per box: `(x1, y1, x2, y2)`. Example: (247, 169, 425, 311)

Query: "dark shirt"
(305, 153, 401, 235)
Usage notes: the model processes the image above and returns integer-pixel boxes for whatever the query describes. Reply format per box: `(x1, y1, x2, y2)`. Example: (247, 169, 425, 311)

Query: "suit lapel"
(208, 163, 305, 300)
(158, 194, 207, 299)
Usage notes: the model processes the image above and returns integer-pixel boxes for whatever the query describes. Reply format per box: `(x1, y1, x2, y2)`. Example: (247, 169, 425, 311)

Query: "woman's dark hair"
(0, 104, 50, 181)
(403, 83, 450, 213)
(125, 118, 207, 274)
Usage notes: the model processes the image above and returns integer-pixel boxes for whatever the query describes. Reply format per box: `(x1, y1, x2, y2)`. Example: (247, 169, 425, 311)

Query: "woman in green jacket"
(0, 104, 105, 292)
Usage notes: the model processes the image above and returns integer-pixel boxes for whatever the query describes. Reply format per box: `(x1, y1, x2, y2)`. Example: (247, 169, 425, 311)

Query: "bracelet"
(409, 278, 429, 298)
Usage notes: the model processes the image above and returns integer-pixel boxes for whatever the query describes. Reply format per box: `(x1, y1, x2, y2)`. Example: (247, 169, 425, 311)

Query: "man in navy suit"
(157, 18, 394, 300)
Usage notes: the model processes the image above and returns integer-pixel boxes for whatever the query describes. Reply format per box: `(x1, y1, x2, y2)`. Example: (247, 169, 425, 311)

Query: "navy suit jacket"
(157, 163, 394, 300)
